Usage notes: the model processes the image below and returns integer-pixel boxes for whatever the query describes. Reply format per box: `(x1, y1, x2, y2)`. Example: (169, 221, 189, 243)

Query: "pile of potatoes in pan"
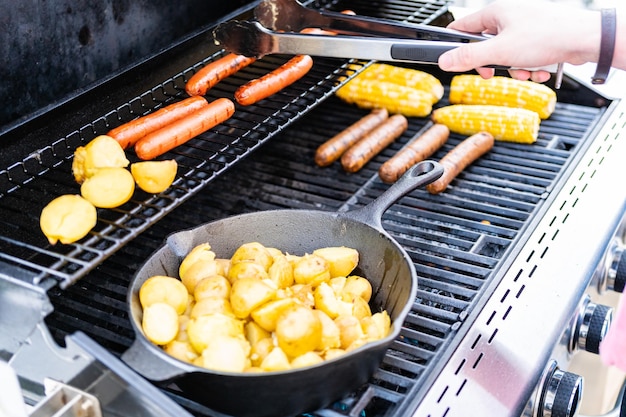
(139, 242, 392, 373)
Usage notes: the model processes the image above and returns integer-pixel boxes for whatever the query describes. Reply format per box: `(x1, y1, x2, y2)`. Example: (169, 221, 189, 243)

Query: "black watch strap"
(592, 8, 617, 84)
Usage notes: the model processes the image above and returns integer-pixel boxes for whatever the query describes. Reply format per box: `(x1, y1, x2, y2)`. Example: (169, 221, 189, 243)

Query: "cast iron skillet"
(122, 160, 443, 417)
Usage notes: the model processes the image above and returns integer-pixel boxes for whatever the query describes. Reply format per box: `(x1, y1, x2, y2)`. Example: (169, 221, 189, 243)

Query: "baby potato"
(371, 311, 391, 338)
(250, 337, 274, 367)
(194, 275, 231, 300)
(80, 167, 135, 208)
(291, 284, 315, 309)
(267, 255, 295, 289)
(250, 297, 298, 332)
(291, 351, 324, 369)
(293, 254, 331, 287)
(260, 346, 291, 372)
(187, 313, 244, 353)
(72, 135, 129, 184)
(40, 194, 97, 245)
(275, 304, 322, 358)
(176, 315, 191, 342)
(190, 296, 234, 318)
(198, 335, 251, 373)
(335, 315, 364, 350)
(181, 260, 221, 294)
(179, 243, 216, 281)
(351, 296, 372, 321)
(130, 159, 178, 194)
(227, 261, 269, 283)
(266, 247, 284, 259)
(230, 277, 276, 319)
(314, 282, 341, 319)
(341, 275, 373, 303)
(329, 276, 347, 294)
(312, 246, 359, 278)
(244, 321, 271, 346)
(215, 258, 230, 277)
(139, 275, 188, 315)
(313, 310, 341, 351)
(231, 242, 274, 271)
(142, 302, 179, 345)
(164, 340, 198, 364)
(323, 348, 346, 361)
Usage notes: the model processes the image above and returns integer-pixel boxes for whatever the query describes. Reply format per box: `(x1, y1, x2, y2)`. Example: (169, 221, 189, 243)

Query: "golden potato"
(312, 246, 359, 278)
(176, 315, 191, 342)
(291, 284, 315, 309)
(329, 276, 347, 294)
(250, 337, 274, 367)
(260, 346, 291, 372)
(313, 310, 341, 351)
(323, 348, 346, 361)
(230, 277, 276, 319)
(314, 282, 341, 319)
(187, 313, 244, 353)
(346, 338, 368, 352)
(291, 351, 323, 369)
(198, 335, 251, 373)
(244, 321, 271, 346)
(293, 254, 331, 287)
(40, 194, 97, 245)
(80, 167, 135, 209)
(341, 275, 373, 303)
(351, 296, 372, 321)
(139, 275, 188, 315)
(181, 259, 221, 294)
(130, 159, 178, 194)
(179, 243, 216, 281)
(72, 135, 129, 183)
(231, 242, 274, 271)
(266, 247, 284, 259)
(335, 315, 364, 349)
(275, 304, 322, 358)
(194, 275, 231, 300)
(215, 258, 230, 277)
(142, 302, 179, 345)
(164, 340, 198, 363)
(227, 260, 269, 283)
(371, 311, 391, 338)
(267, 255, 295, 289)
(250, 297, 298, 332)
(190, 296, 234, 318)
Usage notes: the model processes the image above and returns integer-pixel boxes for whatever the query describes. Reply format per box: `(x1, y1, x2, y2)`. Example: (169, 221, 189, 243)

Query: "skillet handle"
(122, 339, 193, 382)
(344, 160, 443, 231)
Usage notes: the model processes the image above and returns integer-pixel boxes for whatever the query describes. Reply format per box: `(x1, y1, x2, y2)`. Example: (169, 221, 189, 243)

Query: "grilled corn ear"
(449, 75, 556, 119)
(358, 63, 444, 103)
(336, 78, 434, 118)
(431, 104, 540, 144)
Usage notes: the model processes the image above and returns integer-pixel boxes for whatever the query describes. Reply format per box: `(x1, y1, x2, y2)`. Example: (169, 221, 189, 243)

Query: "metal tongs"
(213, 0, 564, 88)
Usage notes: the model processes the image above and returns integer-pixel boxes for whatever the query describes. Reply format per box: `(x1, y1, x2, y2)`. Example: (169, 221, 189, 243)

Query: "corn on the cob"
(431, 104, 540, 143)
(449, 75, 556, 119)
(358, 63, 444, 103)
(336, 78, 434, 118)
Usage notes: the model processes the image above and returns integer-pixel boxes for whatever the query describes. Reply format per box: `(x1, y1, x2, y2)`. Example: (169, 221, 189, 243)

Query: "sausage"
(315, 108, 389, 167)
(134, 98, 235, 160)
(185, 53, 256, 97)
(378, 123, 450, 183)
(340, 114, 409, 173)
(234, 55, 314, 106)
(425, 131, 495, 194)
(107, 96, 210, 149)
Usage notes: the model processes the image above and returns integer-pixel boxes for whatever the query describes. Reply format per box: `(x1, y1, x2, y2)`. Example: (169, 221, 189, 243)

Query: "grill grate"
(46, 93, 604, 416)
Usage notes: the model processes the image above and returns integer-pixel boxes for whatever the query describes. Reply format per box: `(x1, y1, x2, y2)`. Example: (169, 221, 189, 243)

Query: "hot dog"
(234, 55, 314, 106)
(185, 53, 256, 97)
(340, 114, 409, 173)
(425, 131, 495, 194)
(134, 98, 235, 160)
(315, 108, 389, 167)
(378, 123, 450, 183)
(107, 96, 210, 149)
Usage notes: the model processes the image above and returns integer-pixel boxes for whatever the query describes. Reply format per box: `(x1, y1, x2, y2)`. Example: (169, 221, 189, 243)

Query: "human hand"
(438, 0, 601, 82)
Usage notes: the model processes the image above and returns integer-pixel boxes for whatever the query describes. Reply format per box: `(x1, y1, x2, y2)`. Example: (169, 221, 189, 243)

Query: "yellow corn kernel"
(336, 78, 434, 118)
(449, 75, 556, 119)
(358, 63, 444, 103)
(431, 104, 540, 143)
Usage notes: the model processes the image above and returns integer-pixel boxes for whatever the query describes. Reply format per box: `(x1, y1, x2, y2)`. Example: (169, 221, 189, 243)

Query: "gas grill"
(1, 1, 625, 416)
